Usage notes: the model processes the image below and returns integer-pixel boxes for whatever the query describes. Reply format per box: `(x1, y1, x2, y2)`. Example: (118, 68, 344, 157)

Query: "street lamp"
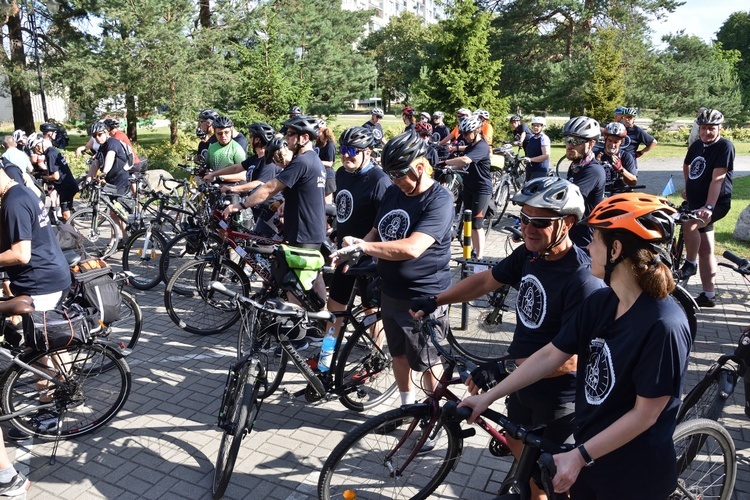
(24, 0, 58, 123)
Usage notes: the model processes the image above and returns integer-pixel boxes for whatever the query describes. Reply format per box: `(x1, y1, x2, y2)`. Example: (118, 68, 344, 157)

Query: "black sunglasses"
(519, 211, 565, 229)
(387, 166, 412, 180)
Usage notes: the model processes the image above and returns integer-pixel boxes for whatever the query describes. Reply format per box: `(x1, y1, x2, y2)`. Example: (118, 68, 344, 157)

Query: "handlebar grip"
(538, 453, 557, 497)
(442, 401, 473, 421)
(723, 251, 750, 269)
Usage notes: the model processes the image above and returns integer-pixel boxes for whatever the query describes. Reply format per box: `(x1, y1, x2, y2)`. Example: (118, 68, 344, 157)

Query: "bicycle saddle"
(0, 296, 35, 316)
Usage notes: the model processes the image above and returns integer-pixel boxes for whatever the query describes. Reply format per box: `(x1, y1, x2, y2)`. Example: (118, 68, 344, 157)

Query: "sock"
(703, 291, 715, 298)
(400, 391, 415, 406)
(0, 466, 17, 483)
(686, 259, 697, 266)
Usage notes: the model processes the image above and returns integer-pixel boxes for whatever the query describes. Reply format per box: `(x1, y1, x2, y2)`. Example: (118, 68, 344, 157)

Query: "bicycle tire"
(104, 290, 143, 351)
(672, 418, 736, 500)
(165, 258, 250, 335)
(122, 228, 168, 290)
(335, 315, 398, 411)
(0, 342, 131, 440)
(67, 208, 120, 259)
(212, 360, 262, 500)
(490, 182, 512, 228)
(671, 285, 698, 343)
(555, 155, 569, 179)
(238, 315, 288, 399)
(671, 232, 691, 287)
(318, 404, 461, 500)
(159, 229, 224, 286)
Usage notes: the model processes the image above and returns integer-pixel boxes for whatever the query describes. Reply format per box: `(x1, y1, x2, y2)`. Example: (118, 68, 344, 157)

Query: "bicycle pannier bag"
(71, 258, 122, 324)
(24, 306, 90, 351)
(271, 245, 326, 310)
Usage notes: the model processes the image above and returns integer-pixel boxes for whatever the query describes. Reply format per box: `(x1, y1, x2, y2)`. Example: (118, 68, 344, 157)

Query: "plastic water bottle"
(318, 327, 336, 373)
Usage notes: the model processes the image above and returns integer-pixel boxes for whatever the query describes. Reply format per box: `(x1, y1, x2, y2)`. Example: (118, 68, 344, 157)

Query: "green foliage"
(138, 130, 198, 175)
(585, 29, 625, 123)
(717, 11, 750, 110)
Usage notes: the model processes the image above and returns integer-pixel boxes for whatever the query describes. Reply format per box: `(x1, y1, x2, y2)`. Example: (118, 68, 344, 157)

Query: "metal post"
(26, 1, 49, 122)
(461, 209, 472, 329)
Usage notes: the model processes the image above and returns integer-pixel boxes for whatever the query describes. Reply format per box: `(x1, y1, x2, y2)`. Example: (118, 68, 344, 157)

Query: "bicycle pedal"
(489, 436, 512, 457)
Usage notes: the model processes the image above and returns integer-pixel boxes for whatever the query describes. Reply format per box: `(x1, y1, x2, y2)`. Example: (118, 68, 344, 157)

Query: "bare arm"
(360, 231, 436, 261)
(204, 162, 245, 181)
(101, 150, 116, 175)
(0, 240, 31, 266)
(223, 178, 286, 217)
(637, 138, 657, 156)
(446, 156, 472, 168)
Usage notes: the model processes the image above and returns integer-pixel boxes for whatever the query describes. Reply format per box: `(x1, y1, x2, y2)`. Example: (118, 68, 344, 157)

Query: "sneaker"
(695, 292, 716, 308)
(0, 472, 30, 497)
(6, 410, 60, 440)
(274, 339, 309, 357)
(676, 261, 697, 280)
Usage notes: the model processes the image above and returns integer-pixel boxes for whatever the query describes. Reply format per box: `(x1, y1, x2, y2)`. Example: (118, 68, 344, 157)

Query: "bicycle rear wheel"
(122, 228, 168, 290)
(101, 290, 142, 351)
(213, 359, 262, 500)
(0, 342, 131, 439)
(672, 418, 736, 500)
(555, 156, 570, 179)
(336, 315, 397, 411)
(159, 230, 224, 285)
(677, 367, 736, 424)
(318, 404, 460, 500)
(165, 258, 249, 335)
(67, 208, 120, 259)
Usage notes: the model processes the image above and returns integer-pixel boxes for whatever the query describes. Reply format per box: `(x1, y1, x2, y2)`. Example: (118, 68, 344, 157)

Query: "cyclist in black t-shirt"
(510, 115, 532, 149)
(316, 120, 337, 204)
(594, 122, 638, 192)
(361, 107, 385, 146)
(196, 109, 219, 162)
(621, 107, 657, 165)
(27, 135, 78, 222)
(402, 106, 416, 133)
(414, 122, 439, 167)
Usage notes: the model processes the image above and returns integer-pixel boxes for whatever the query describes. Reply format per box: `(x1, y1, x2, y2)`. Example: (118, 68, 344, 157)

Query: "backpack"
(119, 140, 135, 171)
(70, 258, 122, 325)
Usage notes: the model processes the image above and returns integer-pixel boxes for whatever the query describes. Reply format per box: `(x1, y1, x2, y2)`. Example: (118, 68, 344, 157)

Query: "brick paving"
(4, 212, 749, 500)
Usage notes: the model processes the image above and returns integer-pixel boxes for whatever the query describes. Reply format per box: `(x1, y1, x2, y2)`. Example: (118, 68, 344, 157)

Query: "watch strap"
(577, 444, 595, 467)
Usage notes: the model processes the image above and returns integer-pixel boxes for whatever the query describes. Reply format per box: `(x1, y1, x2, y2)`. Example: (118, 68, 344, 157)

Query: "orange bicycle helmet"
(585, 192, 676, 244)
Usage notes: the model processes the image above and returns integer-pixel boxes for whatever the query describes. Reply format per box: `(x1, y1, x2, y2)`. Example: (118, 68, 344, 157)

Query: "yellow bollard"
(462, 209, 472, 259)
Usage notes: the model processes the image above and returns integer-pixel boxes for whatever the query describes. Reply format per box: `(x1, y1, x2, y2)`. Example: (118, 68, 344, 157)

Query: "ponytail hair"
(602, 231, 674, 298)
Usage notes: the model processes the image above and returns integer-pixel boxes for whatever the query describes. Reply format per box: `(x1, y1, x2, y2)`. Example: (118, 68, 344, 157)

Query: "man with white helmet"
(362, 107, 385, 146)
(439, 108, 472, 148)
(595, 122, 638, 191)
(561, 116, 606, 248)
(419, 111, 431, 124)
(524, 116, 551, 180)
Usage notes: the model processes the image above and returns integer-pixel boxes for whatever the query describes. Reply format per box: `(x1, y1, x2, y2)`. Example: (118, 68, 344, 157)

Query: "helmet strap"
(408, 166, 423, 195)
(538, 221, 568, 260)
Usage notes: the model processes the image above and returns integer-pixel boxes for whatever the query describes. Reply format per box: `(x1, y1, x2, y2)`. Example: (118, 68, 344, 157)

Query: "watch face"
(504, 359, 517, 373)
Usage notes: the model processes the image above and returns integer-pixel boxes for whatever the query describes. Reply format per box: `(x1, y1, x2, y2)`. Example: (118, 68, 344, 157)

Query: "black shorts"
(381, 292, 449, 372)
(505, 375, 576, 445)
(328, 266, 357, 305)
(698, 203, 730, 233)
(58, 190, 76, 211)
(463, 190, 491, 227)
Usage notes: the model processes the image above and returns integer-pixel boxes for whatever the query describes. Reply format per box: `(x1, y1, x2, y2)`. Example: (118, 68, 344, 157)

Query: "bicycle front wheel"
(159, 230, 224, 286)
(319, 404, 461, 500)
(336, 316, 397, 411)
(0, 342, 131, 439)
(67, 208, 120, 259)
(555, 155, 570, 179)
(238, 314, 288, 399)
(490, 181, 511, 228)
(165, 258, 249, 335)
(213, 360, 262, 500)
(122, 228, 168, 290)
(672, 418, 736, 500)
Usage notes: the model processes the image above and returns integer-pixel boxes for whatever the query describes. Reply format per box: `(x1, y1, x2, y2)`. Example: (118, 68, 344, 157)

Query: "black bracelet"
(577, 444, 595, 467)
(239, 200, 248, 210)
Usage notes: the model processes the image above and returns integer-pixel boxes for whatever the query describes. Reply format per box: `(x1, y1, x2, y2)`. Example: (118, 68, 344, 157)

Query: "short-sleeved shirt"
(553, 288, 691, 496)
(491, 245, 604, 359)
(317, 140, 336, 180)
(566, 158, 605, 248)
(111, 130, 140, 165)
(684, 137, 734, 209)
(197, 136, 217, 161)
(334, 162, 391, 245)
(622, 125, 654, 158)
(525, 133, 551, 173)
(462, 139, 492, 195)
(45, 147, 79, 196)
(374, 182, 454, 299)
(0, 184, 71, 296)
(425, 145, 439, 167)
(233, 132, 249, 153)
(276, 149, 326, 245)
(480, 122, 494, 146)
(2, 148, 33, 174)
(597, 150, 637, 192)
(207, 140, 246, 170)
(433, 124, 450, 142)
(515, 124, 533, 148)
(97, 137, 130, 190)
(361, 121, 385, 144)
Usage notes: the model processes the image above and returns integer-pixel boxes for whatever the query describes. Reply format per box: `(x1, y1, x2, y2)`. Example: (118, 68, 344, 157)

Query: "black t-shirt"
(374, 182, 454, 299)
(404, 123, 415, 133)
(45, 147, 79, 196)
(361, 121, 385, 144)
(0, 162, 25, 184)
(97, 137, 130, 189)
(622, 125, 654, 157)
(198, 135, 217, 161)
(684, 137, 734, 209)
(234, 132, 248, 153)
(597, 150, 637, 192)
(0, 184, 71, 296)
(335, 163, 391, 244)
(553, 289, 691, 496)
(275, 150, 326, 245)
(241, 154, 264, 182)
(515, 124, 533, 148)
(425, 146, 439, 167)
(462, 139, 492, 195)
(566, 159, 605, 248)
(433, 124, 450, 142)
(491, 245, 604, 359)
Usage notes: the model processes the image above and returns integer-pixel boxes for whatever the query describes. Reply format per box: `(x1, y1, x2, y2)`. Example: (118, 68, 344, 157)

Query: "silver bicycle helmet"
(605, 122, 627, 138)
(433, 111, 444, 119)
(371, 107, 384, 117)
(12, 130, 27, 143)
(459, 115, 482, 134)
(339, 126, 374, 150)
(26, 133, 44, 151)
(622, 107, 638, 117)
(562, 116, 600, 141)
(89, 121, 107, 137)
(696, 108, 724, 125)
(474, 109, 490, 120)
(512, 177, 585, 222)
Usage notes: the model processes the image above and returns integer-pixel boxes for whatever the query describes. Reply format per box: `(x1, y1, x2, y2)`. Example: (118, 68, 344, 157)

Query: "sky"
(649, 1, 746, 46)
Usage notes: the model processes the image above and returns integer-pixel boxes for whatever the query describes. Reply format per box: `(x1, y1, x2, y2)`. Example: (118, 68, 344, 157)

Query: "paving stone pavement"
(5, 213, 750, 500)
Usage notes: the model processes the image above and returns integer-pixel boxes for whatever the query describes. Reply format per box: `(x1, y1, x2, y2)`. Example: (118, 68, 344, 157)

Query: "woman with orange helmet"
(460, 192, 691, 499)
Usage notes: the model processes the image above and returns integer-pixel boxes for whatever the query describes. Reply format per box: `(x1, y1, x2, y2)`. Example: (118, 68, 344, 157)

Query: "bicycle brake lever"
(537, 453, 557, 497)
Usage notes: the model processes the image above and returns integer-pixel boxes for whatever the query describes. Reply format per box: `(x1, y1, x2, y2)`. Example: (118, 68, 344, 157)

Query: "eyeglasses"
(519, 211, 565, 229)
(284, 130, 298, 138)
(387, 166, 412, 180)
(339, 146, 362, 157)
(564, 136, 587, 147)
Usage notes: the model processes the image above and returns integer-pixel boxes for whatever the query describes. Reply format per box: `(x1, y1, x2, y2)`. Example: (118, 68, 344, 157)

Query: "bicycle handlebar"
(721, 250, 750, 274)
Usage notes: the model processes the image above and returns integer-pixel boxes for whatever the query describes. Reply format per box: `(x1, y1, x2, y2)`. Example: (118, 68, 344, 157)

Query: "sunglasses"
(519, 211, 565, 229)
(387, 166, 412, 180)
(284, 130, 298, 137)
(564, 136, 587, 146)
(339, 145, 362, 157)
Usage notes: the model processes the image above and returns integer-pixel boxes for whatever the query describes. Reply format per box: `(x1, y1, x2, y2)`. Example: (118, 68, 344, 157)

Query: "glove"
(410, 296, 438, 317)
(330, 244, 363, 268)
(470, 358, 512, 391)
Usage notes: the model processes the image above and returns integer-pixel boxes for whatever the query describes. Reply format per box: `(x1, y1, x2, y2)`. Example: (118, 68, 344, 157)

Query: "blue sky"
(649, 1, 746, 46)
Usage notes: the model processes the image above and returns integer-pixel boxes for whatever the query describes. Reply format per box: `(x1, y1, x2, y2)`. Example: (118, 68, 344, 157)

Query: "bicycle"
(0, 296, 131, 461)
(209, 281, 396, 499)
(485, 145, 529, 232)
(668, 201, 706, 288)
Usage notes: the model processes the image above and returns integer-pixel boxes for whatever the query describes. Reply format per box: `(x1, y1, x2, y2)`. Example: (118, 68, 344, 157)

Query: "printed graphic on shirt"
(372, 128, 383, 141)
(517, 274, 546, 329)
(378, 209, 410, 241)
(38, 200, 50, 228)
(585, 337, 615, 405)
(336, 189, 354, 223)
(689, 156, 707, 180)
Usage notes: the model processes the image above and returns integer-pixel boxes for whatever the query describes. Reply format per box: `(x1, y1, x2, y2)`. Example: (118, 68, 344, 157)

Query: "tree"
(716, 11, 750, 110)
(0, 1, 34, 131)
(585, 28, 625, 122)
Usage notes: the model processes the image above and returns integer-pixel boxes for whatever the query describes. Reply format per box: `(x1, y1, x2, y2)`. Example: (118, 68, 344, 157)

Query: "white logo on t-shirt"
(336, 190, 354, 223)
(689, 156, 707, 180)
(378, 209, 410, 241)
(585, 338, 615, 405)
(517, 274, 546, 329)
(372, 129, 383, 140)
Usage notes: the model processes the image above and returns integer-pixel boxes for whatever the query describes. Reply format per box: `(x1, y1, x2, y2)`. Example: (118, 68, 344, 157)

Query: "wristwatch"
(239, 200, 248, 210)
(577, 444, 595, 467)
(705, 204, 714, 211)
(503, 358, 518, 374)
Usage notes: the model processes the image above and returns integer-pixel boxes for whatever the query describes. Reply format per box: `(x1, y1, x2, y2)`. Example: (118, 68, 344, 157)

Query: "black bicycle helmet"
(89, 121, 107, 136)
(339, 126, 374, 150)
(264, 136, 288, 163)
(198, 109, 219, 122)
(512, 177, 585, 222)
(562, 116, 600, 140)
(281, 115, 320, 140)
(248, 122, 275, 145)
(213, 116, 233, 129)
(289, 105, 303, 116)
(381, 131, 428, 172)
(510, 115, 521, 122)
(696, 108, 724, 125)
(103, 118, 119, 130)
(40, 122, 58, 133)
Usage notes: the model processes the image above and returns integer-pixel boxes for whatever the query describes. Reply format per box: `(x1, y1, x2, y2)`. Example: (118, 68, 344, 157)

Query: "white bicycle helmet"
(459, 115, 482, 134)
(605, 122, 627, 138)
(26, 133, 45, 151)
(562, 116, 600, 140)
(531, 116, 546, 126)
(512, 177, 585, 222)
(696, 108, 724, 125)
(12, 130, 27, 143)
